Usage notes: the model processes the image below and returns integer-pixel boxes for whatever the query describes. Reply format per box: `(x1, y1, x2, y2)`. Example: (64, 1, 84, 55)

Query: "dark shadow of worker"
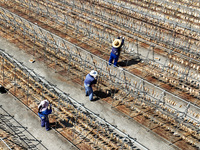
(118, 57, 141, 67)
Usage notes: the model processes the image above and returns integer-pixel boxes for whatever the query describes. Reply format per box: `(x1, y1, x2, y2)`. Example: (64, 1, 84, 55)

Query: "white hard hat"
(89, 70, 98, 78)
(38, 100, 49, 108)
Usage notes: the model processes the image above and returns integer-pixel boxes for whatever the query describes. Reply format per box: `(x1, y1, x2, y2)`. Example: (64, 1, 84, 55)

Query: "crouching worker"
(84, 70, 98, 101)
(38, 100, 52, 131)
(109, 36, 125, 67)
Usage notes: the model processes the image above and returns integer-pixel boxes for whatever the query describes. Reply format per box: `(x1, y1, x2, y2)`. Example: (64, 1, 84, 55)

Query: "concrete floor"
(0, 36, 179, 150)
(0, 92, 77, 150)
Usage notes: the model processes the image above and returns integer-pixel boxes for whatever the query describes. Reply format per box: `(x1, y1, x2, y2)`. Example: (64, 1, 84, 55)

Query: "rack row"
(1, 18, 199, 150)
(0, 49, 147, 150)
(0, 2, 200, 149)
(0, 106, 47, 150)
(4, 0, 200, 60)
(0, 4, 199, 133)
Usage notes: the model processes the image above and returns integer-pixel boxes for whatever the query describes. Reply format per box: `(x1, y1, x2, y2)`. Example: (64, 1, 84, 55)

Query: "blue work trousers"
(109, 52, 119, 67)
(40, 116, 50, 131)
(84, 83, 94, 101)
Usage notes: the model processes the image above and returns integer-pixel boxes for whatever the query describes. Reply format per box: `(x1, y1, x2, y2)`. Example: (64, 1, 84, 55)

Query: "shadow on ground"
(0, 86, 7, 94)
(53, 117, 75, 129)
(94, 90, 110, 99)
(93, 89, 119, 101)
(118, 58, 141, 67)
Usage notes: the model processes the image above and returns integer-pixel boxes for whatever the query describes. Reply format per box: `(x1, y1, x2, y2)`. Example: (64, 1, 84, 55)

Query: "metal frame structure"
(0, 0, 200, 148)
(5, 0, 199, 85)
(13, 0, 200, 55)
(2, 0, 199, 60)
(0, 105, 47, 150)
(0, 5, 199, 134)
(0, 49, 148, 149)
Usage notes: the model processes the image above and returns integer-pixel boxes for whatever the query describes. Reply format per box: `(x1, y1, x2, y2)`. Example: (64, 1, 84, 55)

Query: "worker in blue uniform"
(84, 70, 98, 101)
(38, 100, 52, 131)
(109, 36, 125, 67)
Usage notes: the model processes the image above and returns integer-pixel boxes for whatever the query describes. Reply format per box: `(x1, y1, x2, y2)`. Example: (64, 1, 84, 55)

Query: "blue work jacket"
(38, 108, 52, 119)
(111, 37, 124, 56)
(84, 74, 97, 87)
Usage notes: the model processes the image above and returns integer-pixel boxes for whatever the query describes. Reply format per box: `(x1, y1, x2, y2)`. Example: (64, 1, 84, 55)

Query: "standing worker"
(84, 70, 98, 101)
(109, 36, 125, 67)
(38, 100, 52, 131)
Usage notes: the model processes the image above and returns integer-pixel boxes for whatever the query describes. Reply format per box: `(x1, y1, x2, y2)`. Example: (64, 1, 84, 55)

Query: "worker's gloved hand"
(120, 36, 122, 38)
(122, 37, 125, 40)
